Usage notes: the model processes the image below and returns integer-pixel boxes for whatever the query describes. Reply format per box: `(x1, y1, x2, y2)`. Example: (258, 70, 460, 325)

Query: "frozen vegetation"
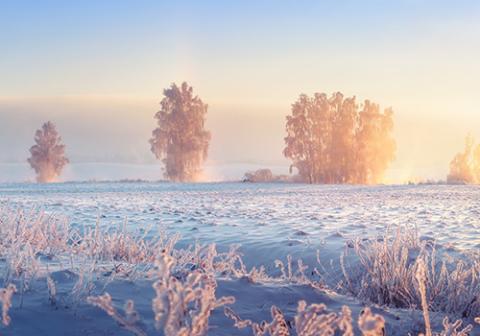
(448, 135, 480, 184)
(0, 182, 479, 335)
(27, 121, 69, 183)
(149, 82, 211, 182)
(283, 92, 396, 184)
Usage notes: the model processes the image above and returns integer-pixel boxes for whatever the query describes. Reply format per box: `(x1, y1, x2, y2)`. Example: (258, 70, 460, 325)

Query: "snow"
(0, 182, 478, 335)
(0, 162, 290, 183)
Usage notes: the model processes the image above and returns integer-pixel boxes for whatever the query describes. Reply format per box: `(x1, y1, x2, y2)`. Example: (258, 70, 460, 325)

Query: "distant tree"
(283, 92, 395, 184)
(27, 121, 69, 183)
(149, 82, 211, 182)
(243, 169, 292, 183)
(447, 135, 480, 184)
(355, 100, 396, 184)
(331, 93, 357, 183)
(283, 93, 331, 183)
(243, 169, 274, 183)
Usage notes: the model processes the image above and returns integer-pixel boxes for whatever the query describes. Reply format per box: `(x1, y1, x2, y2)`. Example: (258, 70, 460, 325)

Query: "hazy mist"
(0, 96, 478, 183)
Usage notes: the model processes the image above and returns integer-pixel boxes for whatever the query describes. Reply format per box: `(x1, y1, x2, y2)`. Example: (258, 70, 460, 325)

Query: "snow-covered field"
(0, 182, 479, 335)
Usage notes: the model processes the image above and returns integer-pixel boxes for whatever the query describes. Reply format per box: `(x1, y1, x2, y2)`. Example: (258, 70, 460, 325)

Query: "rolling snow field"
(0, 182, 479, 335)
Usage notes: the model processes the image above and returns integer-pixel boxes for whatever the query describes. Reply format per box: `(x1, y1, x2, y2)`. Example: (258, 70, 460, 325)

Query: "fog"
(0, 97, 288, 182)
(0, 96, 478, 183)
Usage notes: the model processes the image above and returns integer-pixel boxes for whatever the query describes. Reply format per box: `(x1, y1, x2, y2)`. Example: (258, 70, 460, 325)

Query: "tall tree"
(149, 82, 211, 182)
(27, 121, 69, 183)
(331, 94, 357, 183)
(355, 101, 396, 184)
(284, 92, 395, 184)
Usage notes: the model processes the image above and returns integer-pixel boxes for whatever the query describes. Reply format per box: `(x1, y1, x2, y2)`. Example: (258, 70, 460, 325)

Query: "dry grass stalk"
(1, 207, 479, 335)
(343, 225, 480, 320)
(225, 301, 385, 336)
(87, 293, 145, 336)
(416, 258, 432, 336)
(151, 251, 235, 336)
(0, 284, 16, 326)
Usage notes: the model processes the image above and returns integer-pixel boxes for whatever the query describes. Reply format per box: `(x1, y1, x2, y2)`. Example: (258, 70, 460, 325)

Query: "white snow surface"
(0, 182, 479, 335)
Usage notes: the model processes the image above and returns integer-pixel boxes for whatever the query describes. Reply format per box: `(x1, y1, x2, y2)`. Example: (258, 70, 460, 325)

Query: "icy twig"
(416, 258, 432, 336)
(87, 293, 146, 336)
(0, 284, 16, 326)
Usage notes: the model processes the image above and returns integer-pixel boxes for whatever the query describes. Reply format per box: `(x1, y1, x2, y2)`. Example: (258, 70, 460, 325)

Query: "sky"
(1, 1, 480, 182)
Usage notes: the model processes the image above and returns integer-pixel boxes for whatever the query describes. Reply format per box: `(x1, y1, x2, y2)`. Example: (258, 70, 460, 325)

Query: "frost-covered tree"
(447, 135, 480, 184)
(27, 121, 69, 183)
(149, 82, 211, 182)
(355, 100, 396, 184)
(283, 92, 395, 184)
(243, 169, 274, 183)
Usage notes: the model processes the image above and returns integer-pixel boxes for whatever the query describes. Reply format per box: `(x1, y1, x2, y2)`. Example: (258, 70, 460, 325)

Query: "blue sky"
(1, 1, 480, 181)
(2, 0, 479, 100)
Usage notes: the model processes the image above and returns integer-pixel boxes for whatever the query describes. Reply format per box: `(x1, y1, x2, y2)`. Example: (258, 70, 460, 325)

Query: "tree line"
(25, 81, 466, 184)
(283, 92, 395, 184)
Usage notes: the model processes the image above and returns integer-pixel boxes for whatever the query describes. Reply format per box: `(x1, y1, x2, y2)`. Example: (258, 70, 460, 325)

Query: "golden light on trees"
(447, 135, 480, 184)
(283, 92, 396, 184)
(27, 121, 69, 183)
(149, 82, 211, 182)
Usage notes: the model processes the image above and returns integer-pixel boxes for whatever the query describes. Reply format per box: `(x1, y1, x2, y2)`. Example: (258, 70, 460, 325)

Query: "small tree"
(243, 169, 274, 183)
(283, 92, 395, 184)
(447, 135, 480, 184)
(149, 82, 211, 182)
(27, 121, 69, 183)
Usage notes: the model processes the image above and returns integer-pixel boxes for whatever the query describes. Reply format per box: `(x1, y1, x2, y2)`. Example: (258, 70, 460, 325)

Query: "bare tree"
(27, 121, 69, 183)
(284, 92, 395, 184)
(149, 82, 211, 182)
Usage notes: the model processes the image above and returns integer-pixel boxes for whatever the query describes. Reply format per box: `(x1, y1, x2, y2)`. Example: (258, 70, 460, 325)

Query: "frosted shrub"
(339, 225, 419, 306)
(80, 241, 240, 336)
(87, 293, 145, 336)
(357, 308, 385, 336)
(434, 317, 473, 336)
(0, 209, 69, 261)
(0, 284, 16, 326)
(0, 210, 70, 299)
(170, 242, 271, 283)
(70, 221, 178, 266)
(69, 260, 97, 305)
(225, 300, 385, 336)
(1, 206, 479, 335)
(243, 169, 275, 183)
(224, 305, 290, 336)
(416, 258, 432, 336)
(151, 251, 235, 336)
(343, 225, 480, 320)
(274, 255, 318, 287)
(47, 275, 57, 306)
(295, 301, 345, 335)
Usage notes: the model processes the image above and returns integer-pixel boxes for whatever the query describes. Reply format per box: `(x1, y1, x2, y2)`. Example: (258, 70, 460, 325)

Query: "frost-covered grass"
(341, 226, 480, 318)
(0, 206, 478, 335)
